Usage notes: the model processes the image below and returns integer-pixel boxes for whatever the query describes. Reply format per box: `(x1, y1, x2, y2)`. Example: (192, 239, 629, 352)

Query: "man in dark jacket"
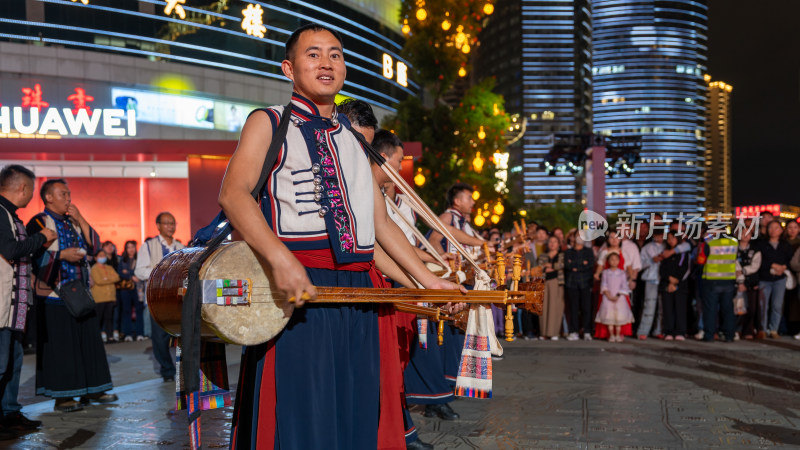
(0, 166, 56, 437)
(757, 220, 793, 338)
(564, 236, 595, 340)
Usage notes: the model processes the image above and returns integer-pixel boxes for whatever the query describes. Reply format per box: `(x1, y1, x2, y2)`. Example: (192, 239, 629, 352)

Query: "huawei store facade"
(0, 0, 415, 245)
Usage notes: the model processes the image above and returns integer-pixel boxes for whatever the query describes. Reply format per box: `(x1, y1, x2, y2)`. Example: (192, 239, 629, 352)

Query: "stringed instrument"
(147, 241, 544, 346)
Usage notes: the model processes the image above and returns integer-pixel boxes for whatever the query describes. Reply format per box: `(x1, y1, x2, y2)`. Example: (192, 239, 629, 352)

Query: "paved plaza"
(3, 337, 800, 449)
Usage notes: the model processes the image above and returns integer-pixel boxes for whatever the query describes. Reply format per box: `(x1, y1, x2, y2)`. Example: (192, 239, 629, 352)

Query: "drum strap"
(182, 104, 293, 449)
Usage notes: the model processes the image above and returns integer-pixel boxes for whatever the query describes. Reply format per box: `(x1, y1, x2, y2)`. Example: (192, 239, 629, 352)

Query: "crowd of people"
(479, 210, 800, 343)
(0, 21, 796, 450)
(0, 166, 183, 443)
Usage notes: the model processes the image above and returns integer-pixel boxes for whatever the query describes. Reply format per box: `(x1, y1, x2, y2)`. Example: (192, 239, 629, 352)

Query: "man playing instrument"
(220, 24, 462, 450)
(427, 183, 485, 257)
(336, 103, 437, 450)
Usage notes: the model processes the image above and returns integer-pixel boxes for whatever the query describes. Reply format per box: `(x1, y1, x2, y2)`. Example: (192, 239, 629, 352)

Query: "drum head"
(200, 241, 293, 346)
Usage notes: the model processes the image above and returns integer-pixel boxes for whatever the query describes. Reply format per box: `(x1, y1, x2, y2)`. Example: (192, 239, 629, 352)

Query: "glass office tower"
(477, 0, 592, 205)
(592, 0, 708, 215)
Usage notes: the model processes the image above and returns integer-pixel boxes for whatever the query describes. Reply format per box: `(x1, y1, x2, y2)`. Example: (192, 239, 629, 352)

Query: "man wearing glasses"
(135, 212, 183, 382)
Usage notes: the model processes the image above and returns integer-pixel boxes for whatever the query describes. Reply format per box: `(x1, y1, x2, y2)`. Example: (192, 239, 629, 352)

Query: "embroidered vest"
(441, 208, 476, 254)
(0, 206, 31, 330)
(257, 93, 375, 264)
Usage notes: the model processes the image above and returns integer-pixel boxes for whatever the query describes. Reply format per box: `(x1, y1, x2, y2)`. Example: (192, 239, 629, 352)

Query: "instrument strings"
(384, 194, 451, 273)
(379, 163, 489, 283)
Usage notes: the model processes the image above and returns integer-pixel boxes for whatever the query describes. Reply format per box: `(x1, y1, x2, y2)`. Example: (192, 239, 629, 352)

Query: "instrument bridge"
(201, 279, 251, 306)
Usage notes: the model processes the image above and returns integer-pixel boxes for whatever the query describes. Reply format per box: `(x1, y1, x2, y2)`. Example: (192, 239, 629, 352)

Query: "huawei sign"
(0, 107, 137, 137)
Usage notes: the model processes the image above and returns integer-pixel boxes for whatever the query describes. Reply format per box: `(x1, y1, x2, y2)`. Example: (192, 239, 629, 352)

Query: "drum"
(147, 241, 293, 346)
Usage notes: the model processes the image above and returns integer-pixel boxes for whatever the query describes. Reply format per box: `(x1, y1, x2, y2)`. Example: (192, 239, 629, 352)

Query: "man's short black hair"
(337, 98, 377, 130)
(372, 129, 403, 157)
(284, 23, 344, 62)
(156, 212, 174, 224)
(0, 164, 35, 190)
(446, 182, 474, 208)
(40, 178, 67, 203)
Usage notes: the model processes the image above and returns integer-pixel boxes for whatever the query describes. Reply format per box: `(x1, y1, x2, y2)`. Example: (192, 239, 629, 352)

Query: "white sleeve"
(134, 241, 153, 280)
(625, 241, 642, 271)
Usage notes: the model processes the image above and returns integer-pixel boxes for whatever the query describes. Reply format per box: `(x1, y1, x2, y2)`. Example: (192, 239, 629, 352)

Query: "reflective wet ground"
(7, 338, 800, 449)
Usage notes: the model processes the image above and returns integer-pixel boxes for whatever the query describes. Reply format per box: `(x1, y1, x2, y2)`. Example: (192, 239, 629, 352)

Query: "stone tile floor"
(3, 337, 799, 449)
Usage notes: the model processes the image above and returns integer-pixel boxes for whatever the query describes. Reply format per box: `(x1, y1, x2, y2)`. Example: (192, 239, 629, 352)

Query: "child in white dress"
(596, 252, 635, 342)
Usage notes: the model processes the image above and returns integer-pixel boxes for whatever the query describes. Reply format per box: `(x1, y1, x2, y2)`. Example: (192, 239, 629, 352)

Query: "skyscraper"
(477, 0, 592, 205)
(592, 0, 708, 215)
(704, 76, 733, 214)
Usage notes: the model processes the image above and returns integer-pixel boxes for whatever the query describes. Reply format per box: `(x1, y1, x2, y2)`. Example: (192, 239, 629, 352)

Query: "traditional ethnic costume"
(0, 197, 45, 419)
(27, 211, 113, 399)
(231, 93, 384, 450)
(402, 209, 471, 419)
(438, 208, 471, 383)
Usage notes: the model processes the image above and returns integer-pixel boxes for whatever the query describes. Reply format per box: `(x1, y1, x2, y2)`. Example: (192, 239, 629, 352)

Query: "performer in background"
(221, 24, 461, 450)
(27, 179, 116, 413)
(135, 212, 183, 382)
(0, 166, 55, 437)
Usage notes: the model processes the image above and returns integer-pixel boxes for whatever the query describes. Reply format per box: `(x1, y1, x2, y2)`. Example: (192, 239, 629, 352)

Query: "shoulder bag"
(55, 262, 96, 319)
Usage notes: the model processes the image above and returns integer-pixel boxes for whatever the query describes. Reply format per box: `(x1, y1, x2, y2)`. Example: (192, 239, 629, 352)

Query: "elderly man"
(27, 179, 116, 413)
(135, 212, 183, 382)
(0, 166, 56, 437)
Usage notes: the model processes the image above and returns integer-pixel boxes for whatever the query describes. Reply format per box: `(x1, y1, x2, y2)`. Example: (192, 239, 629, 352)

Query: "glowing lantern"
(490, 214, 500, 224)
(455, 32, 466, 48)
(472, 152, 484, 172)
(472, 190, 480, 201)
(416, 8, 427, 21)
(483, 3, 494, 15)
(414, 168, 426, 186)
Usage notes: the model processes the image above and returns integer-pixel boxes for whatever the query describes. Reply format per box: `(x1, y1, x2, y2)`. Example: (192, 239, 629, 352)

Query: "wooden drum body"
(147, 241, 294, 346)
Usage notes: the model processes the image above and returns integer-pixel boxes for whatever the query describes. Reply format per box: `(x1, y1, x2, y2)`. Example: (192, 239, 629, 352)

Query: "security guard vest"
(702, 237, 737, 280)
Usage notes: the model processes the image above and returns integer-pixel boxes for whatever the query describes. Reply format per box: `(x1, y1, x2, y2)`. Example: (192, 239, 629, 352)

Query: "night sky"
(707, 0, 800, 206)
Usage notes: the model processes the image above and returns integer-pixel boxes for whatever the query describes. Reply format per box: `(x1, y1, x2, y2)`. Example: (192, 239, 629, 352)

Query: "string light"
(478, 125, 486, 140)
(490, 214, 500, 224)
(483, 3, 494, 15)
(458, 67, 467, 77)
(472, 190, 480, 201)
(441, 19, 451, 31)
(402, 24, 410, 34)
(416, 8, 427, 21)
(472, 152, 484, 172)
(493, 203, 504, 215)
(474, 215, 486, 227)
(461, 43, 471, 54)
(414, 167, 426, 186)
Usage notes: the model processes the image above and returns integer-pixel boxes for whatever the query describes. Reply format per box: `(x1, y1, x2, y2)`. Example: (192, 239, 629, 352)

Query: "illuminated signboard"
(0, 79, 262, 138)
(381, 54, 408, 88)
(0, 107, 135, 137)
(735, 204, 781, 217)
(111, 88, 260, 132)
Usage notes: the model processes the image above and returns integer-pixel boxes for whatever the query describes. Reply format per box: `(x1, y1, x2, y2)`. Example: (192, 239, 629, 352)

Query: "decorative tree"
(399, 0, 495, 99)
(384, 78, 510, 221)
